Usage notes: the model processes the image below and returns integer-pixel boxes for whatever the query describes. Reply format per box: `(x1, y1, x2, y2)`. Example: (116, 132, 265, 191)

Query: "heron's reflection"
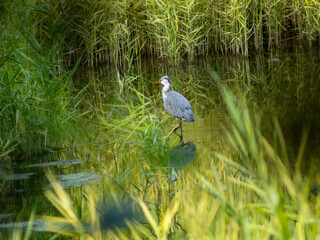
(168, 141, 196, 182)
(97, 195, 141, 231)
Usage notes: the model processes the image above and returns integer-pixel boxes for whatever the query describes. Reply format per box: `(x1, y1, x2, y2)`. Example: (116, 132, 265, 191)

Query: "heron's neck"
(162, 84, 171, 96)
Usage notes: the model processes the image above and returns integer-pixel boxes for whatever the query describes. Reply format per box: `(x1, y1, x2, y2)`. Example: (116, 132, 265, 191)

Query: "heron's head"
(155, 76, 171, 87)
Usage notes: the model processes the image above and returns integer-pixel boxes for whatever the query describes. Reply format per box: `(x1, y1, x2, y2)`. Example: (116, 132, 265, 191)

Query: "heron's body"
(156, 76, 194, 142)
(162, 89, 194, 122)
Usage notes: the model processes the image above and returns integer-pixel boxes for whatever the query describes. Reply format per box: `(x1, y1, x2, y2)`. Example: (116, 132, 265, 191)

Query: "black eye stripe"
(161, 76, 171, 83)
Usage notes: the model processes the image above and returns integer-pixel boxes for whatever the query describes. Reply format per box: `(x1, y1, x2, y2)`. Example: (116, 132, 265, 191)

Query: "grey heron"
(155, 76, 194, 142)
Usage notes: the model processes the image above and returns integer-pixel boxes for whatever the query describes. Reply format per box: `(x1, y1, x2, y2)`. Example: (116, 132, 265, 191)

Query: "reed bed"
(2, 0, 320, 65)
(0, 0, 85, 161)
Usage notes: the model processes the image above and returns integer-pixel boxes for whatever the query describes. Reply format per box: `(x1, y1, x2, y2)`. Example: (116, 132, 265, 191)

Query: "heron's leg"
(179, 119, 184, 144)
(171, 126, 181, 141)
(172, 118, 181, 135)
(171, 119, 184, 143)
(173, 126, 180, 134)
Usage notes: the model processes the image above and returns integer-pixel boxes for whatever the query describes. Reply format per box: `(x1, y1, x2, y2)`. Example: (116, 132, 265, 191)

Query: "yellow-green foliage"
(2, 0, 320, 65)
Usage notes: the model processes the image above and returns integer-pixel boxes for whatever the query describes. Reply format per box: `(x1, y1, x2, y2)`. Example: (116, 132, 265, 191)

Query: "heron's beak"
(155, 80, 161, 84)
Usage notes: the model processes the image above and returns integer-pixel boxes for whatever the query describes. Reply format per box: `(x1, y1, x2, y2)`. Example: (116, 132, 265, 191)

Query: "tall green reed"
(3, 0, 319, 65)
(0, 0, 84, 160)
(292, 0, 320, 42)
(99, 72, 170, 177)
(194, 85, 318, 239)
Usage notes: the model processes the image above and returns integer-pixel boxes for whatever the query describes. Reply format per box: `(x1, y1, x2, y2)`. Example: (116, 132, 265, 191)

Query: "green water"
(1, 49, 320, 236)
(86, 50, 320, 158)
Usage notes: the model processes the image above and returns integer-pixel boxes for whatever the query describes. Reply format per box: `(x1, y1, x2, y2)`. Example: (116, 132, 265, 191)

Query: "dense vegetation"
(2, 0, 320, 66)
(0, 0, 319, 239)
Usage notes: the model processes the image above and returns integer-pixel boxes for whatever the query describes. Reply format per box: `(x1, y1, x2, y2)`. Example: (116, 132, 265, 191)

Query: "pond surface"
(1, 49, 320, 235)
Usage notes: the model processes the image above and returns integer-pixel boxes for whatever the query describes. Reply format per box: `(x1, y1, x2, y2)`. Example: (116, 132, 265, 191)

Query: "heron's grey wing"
(165, 91, 194, 122)
(163, 92, 181, 117)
